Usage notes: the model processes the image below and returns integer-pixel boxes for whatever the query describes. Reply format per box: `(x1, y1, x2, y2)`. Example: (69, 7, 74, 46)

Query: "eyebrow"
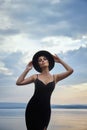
(38, 56, 47, 59)
(38, 56, 47, 60)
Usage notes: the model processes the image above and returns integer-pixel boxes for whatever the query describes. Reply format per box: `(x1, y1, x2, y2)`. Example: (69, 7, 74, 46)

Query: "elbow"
(16, 81, 21, 86)
(70, 68, 74, 74)
(16, 80, 24, 86)
(16, 82, 19, 86)
(68, 68, 74, 75)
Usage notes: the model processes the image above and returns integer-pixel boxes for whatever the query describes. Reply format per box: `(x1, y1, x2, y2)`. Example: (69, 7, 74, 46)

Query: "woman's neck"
(41, 68, 50, 75)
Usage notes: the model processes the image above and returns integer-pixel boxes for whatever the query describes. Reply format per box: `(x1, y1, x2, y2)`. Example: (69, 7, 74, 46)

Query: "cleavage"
(37, 78, 54, 86)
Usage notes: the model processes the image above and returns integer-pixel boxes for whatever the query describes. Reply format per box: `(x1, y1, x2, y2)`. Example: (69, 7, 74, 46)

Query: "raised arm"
(16, 61, 36, 86)
(53, 54, 74, 83)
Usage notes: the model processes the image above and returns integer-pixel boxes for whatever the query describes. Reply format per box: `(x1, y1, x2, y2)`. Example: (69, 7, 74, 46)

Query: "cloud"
(0, 46, 87, 104)
(0, 33, 41, 53)
(0, 0, 87, 57)
(0, 61, 13, 75)
(0, 0, 87, 104)
(59, 46, 87, 85)
(48, 46, 87, 86)
(0, 0, 87, 55)
(41, 35, 87, 53)
(0, 33, 87, 55)
(0, 45, 87, 88)
(0, 0, 87, 38)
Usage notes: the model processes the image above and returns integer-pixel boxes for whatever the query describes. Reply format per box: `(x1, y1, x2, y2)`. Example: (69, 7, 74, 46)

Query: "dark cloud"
(59, 46, 87, 85)
(0, 0, 87, 38)
(0, 29, 20, 35)
(0, 51, 23, 87)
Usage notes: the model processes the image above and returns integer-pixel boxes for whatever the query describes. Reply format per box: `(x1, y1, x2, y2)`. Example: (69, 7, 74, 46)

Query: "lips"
(42, 62, 45, 65)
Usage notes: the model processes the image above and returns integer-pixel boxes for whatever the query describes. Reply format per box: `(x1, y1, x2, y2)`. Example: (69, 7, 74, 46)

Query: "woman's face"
(38, 56, 49, 69)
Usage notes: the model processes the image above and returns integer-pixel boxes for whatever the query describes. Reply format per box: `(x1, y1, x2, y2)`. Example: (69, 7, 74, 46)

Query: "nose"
(41, 59, 45, 63)
(42, 60, 44, 63)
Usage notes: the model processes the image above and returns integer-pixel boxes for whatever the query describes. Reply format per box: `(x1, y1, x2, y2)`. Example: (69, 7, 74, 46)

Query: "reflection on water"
(0, 109, 87, 130)
(48, 109, 87, 130)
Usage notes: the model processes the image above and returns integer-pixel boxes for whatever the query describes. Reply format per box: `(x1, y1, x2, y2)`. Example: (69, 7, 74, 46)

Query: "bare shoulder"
(32, 74, 38, 81)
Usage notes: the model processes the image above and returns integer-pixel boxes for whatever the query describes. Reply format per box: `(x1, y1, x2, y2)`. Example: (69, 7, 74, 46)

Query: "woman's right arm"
(16, 61, 35, 86)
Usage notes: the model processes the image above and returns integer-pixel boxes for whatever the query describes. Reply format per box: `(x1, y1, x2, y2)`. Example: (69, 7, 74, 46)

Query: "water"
(0, 109, 26, 130)
(49, 109, 87, 130)
(0, 109, 87, 130)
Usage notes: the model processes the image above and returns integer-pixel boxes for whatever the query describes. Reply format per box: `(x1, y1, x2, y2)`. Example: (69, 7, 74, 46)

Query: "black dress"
(25, 75, 55, 130)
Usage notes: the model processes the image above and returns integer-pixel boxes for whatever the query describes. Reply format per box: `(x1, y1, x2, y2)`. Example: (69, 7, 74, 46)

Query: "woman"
(16, 50, 73, 130)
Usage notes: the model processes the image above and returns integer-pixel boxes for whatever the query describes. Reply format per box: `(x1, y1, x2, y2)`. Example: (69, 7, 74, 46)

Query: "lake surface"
(0, 109, 87, 130)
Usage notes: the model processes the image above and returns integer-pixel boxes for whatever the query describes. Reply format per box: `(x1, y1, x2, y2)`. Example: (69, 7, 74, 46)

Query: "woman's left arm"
(53, 54, 74, 83)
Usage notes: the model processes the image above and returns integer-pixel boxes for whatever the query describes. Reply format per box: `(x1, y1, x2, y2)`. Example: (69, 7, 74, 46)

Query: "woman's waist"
(29, 96, 50, 106)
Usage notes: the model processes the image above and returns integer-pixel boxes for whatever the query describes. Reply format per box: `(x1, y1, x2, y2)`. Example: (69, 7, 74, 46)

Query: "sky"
(0, 0, 87, 105)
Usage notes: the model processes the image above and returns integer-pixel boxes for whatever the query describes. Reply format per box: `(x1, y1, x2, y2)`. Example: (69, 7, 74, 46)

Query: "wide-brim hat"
(32, 50, 55, 72)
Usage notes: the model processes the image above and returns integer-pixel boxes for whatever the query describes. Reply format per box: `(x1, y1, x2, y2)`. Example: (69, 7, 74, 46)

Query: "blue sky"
(0, 0, 87, 104)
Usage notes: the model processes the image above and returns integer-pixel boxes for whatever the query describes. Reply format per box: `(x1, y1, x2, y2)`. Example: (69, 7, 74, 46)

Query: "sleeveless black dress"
(25, 75, 55, 130)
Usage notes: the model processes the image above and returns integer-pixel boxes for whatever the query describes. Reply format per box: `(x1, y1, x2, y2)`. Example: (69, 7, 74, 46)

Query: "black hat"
(32, 50, 55, 72)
